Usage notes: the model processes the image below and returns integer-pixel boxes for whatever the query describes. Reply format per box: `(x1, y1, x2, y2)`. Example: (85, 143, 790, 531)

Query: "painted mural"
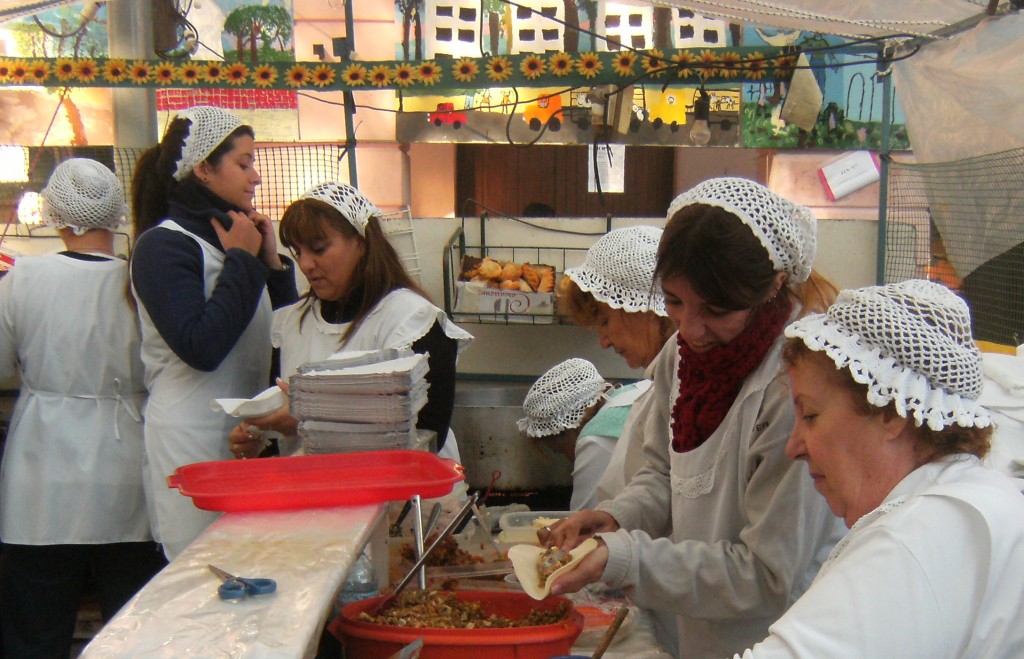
(0, 2, 112, 146)
(393, 0, 745, 145)
(0, 1, 910, 150)
(741, 28, 909, 150)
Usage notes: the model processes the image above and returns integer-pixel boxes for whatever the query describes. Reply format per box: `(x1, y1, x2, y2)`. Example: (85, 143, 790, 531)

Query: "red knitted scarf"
(671, 296, 793, 453)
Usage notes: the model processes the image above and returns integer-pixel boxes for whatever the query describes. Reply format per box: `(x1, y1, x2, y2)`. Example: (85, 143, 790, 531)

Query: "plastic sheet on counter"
(80, 504, 385, 659)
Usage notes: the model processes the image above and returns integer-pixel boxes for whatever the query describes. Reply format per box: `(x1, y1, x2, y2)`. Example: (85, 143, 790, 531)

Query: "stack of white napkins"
(289, 348, 429, 454)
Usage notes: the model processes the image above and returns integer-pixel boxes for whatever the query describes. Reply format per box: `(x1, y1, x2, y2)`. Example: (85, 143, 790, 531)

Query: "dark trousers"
(1, 541, 166, 659)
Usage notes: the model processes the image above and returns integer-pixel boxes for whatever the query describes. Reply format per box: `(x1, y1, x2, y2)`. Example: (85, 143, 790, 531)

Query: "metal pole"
(343, 0, 358, 186)
(109, 0, 157, 147)
(875, 51, 893, 285)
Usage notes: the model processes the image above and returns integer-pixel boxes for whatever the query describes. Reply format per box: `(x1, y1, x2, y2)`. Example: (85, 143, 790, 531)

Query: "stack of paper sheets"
(289, 349, 429, 454)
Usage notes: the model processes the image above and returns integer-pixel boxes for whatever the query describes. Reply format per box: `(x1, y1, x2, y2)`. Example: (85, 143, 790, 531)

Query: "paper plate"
(508, 538, 598, 600)
(211, 385, 287, 418)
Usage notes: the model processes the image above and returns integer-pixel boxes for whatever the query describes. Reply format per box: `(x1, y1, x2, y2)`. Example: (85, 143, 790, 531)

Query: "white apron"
(0, 254, 149, 545)
(272, 290, 473, 459)
(136, 221, 272, 559)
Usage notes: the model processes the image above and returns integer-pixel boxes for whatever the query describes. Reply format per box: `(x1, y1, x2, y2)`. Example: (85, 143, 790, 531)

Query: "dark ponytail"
(131, 117, 190, 240)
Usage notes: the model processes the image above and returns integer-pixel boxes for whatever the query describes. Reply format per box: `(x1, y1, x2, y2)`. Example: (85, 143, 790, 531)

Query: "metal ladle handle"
(392, 492, 478, 597)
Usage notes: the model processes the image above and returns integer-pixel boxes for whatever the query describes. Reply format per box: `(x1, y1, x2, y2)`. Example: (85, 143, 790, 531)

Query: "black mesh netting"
(884, 147, 1024, 346)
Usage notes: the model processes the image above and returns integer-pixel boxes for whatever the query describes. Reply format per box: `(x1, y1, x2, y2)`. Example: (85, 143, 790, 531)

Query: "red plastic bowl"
(332, 591, 583, 659)
(167, 450, 464, 512)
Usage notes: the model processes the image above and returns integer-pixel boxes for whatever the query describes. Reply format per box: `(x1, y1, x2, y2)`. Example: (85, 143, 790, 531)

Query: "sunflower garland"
(369, 64, 391, 87)
(548, 52, 573, 76)
(129, 61, 152, 84)
(486, 56, 512, 82)
(201, 62, 225, 84)
(417, 61, 441, 85)
(54, 58, 75, 81)
(312, 64, 336, 87)
(153, 63, 176, 85)
(697, 49, 720, 80)
(28, 60, 50, 84)
(611, 51, 637, 77)
(285, 63, 311, 87)
(520, 55, 545, 80)
(641, 48, 667, 78)
(225, 63, 249, 85)
(102, 59, 129, 84)
(719, 51, 742, 79)
(452, 58, 478, 83)
(0, 48, 789, 91)
(671, 50, 698, 79)
(74, 59, 97, 83)
(8, 62, 27, 84)
(342, 63, 367, 86)
(576, 52, 601, 79)
(772, 54, 797, 77)
(393, 63, 416, 87)
(252, 64, 278, 87)
(178, 62, 201, 85)
(744, 52, 768, 80)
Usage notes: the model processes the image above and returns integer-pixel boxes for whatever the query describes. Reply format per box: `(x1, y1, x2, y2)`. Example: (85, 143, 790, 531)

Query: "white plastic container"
(497, 511, 571, 544)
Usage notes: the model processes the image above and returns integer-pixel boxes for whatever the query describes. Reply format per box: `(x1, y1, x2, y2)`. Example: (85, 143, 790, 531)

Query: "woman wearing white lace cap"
(0, 159, 165, 657)
(557, 227, 676, 508)
(735, 279, 1024, 659)
(518, 358, 613, 510)
(228, 181, 472, 460)
(130, 106, 297, 560)
(544, 177, 844, 658)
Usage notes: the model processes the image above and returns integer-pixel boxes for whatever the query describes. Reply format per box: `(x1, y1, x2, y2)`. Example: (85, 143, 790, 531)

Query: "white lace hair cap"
(172, 105, 244, 181)
(517, 358, 610, 438)
(564, 226, 667, 316)
(785, 279, 991, 431)
(40, 158, 127, 235)
(666, 177, 816, 283)
(299, 181, 381, 237)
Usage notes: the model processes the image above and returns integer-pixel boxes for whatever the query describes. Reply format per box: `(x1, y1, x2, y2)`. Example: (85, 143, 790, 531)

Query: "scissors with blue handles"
(208, 564, 277, 601)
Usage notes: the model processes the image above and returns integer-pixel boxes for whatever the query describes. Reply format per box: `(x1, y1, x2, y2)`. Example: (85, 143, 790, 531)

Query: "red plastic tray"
(167, 450, 464, 512)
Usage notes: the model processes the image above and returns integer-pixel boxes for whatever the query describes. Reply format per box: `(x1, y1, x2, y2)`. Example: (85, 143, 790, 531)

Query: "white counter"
(81, 504, 386, 659)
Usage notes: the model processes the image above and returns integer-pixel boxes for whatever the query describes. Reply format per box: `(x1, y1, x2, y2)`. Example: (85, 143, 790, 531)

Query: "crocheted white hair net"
(173, 105, 244, 182)
(785, 279, 991, 431)
(40, 158, 127, 235)
(564, 226, 667, 316)
(517, 358, 610, 438)
(299, 182, 381, 237)
(666, 177, 816, 283)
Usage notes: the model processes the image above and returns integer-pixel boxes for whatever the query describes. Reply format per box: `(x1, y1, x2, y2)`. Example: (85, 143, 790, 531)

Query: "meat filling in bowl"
(356, 590, 571, 628)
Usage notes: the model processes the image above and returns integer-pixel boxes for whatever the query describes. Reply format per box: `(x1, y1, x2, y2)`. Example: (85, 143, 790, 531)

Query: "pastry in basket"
(499, 279, 521, 290)
(499, 262, 523, 281)
(508, 538, 599, 600)
(522, 263, 556, 293)
(477, 257, 503, 280)
(459, 256, 482, 280)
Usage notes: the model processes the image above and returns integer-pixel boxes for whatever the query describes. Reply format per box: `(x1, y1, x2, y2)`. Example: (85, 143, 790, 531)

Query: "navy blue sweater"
(131, 182, 297, 372)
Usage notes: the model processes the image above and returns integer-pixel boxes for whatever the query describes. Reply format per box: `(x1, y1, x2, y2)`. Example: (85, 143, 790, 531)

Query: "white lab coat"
(0, 253, 149, 544)
(136, 221, 272, 560)
(736, 457, 1024, 658)
(272, 289, 473, 459)
(598, 331, 843, 658)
